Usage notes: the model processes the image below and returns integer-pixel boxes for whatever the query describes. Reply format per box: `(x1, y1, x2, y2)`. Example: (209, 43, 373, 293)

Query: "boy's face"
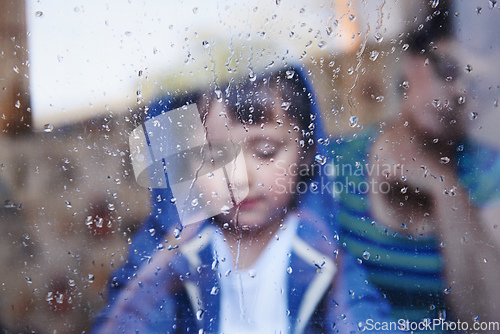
(203, 96, 306, 232)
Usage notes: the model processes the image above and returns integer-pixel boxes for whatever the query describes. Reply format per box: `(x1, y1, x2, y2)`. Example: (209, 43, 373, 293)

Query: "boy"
(93, 65, 393, 333)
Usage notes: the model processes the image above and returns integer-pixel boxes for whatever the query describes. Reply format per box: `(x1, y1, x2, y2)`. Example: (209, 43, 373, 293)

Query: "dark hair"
(222, 67, 316, 149)
(405, 0, 453, 55)
(146, 67, 317, 156)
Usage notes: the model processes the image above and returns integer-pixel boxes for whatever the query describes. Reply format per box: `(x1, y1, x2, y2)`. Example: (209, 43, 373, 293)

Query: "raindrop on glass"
(439, 309, 446, 321)
(281, 102, 291, 110)
(249, 71, 256, 82)
(369, 50, 379, 62)
(358, 322, 365, 331)
(349, 116, 358, 128)
(87, 274, 95, 283)
(315, 154, 327, 165)
(212, 258, 219, 270)
(173, 228, 181, 239)
(196, 309, 204, 320)
(215, 89, 222, 102)
(43, 124, 54, 132)
(440, 157, 450, 164)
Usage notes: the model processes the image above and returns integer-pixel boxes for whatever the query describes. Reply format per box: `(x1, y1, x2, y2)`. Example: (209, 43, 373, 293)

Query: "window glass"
(1, 0, 499, 332)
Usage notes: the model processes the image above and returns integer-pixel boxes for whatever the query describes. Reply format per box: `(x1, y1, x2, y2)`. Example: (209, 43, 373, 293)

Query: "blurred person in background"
(331, 0, 500, 328)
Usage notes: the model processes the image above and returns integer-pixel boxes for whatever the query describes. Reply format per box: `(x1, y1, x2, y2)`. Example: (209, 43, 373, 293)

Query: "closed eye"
(255, 146, 277, 159)
(249, 139, 281, 160)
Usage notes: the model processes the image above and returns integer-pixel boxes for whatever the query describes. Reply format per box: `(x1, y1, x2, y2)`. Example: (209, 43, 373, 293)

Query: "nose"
(217, 142, 250, 205)
(241, 148, 261, 193)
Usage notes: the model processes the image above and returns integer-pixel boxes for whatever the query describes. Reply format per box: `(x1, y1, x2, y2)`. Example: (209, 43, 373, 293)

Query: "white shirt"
(213, 216, 298, 334)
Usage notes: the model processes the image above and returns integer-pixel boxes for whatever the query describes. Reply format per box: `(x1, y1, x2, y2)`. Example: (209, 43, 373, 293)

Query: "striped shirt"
(329, 129, 500, 332)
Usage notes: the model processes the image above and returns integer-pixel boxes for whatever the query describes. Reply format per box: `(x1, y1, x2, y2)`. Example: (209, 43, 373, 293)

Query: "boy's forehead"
(204, 103, 299, 143)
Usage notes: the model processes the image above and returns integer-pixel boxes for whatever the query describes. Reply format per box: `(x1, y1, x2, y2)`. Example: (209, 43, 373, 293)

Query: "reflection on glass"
(130, 103, 248, 226)
(0, 0, 499, 333)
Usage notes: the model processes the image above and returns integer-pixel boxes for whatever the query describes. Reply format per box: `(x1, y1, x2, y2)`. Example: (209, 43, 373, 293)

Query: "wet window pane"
(1, 0, 499, 332)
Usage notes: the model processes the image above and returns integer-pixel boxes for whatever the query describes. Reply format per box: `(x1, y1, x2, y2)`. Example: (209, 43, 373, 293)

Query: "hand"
(370, 146, 465, 236)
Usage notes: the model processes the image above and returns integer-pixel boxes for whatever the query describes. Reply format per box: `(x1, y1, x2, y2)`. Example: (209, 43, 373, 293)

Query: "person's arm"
(377, 156, 500, 324)
(432, 178, 500, 323)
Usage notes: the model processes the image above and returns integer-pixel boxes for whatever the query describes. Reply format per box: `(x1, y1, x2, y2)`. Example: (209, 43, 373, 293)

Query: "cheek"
(270, 162, 301, 197)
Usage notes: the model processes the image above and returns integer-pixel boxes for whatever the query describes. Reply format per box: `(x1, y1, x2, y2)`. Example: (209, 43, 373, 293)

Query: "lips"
(238, 197, 260, 211)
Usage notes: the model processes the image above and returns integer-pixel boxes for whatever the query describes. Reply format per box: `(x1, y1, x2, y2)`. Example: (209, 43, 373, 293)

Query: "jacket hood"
(139, 62, 335, 229)
(107, 51, 338, 310)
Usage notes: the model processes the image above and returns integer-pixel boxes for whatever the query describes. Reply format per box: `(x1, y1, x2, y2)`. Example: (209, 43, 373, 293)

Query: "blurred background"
(0, 0, 499, 332)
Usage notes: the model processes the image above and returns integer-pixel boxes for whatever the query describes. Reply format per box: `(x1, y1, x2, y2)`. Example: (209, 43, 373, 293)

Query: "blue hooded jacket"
(92, 64, 396, 333)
